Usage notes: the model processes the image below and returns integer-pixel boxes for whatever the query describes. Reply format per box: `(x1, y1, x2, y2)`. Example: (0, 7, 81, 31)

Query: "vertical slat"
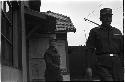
(20, 1, 28, 82)
(65, 39, 70, 74)
(3, 1, 6, 12)
(123, 0, 124, 34)
(17, 2, 22, 70)
(13, 2, 19, 68)
(0, 4, 1, 78)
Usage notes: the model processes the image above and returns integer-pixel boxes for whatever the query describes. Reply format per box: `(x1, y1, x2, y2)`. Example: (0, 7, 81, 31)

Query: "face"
(100, 14, 112, 25)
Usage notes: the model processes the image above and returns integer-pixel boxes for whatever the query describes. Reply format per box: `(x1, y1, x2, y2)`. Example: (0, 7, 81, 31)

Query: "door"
(28, 37, 49, 82)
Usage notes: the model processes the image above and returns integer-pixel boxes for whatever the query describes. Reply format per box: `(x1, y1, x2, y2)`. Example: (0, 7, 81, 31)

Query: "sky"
(40, 0, 123, 46)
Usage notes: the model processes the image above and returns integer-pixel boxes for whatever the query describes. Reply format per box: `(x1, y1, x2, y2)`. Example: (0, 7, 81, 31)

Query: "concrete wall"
(56, 40, 67, 70)
(1, 65, 22, 82)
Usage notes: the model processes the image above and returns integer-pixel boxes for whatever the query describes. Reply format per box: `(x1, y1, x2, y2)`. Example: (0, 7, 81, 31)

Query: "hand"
(86, 67, 92, 76)
(85, 67, 92, 80)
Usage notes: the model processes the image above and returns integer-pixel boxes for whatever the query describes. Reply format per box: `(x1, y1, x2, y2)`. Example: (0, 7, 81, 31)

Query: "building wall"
(56, 40, 67, 70)
(1, 1, 23, 82)
(27, 34, 56, 81)
(56, 33, 70, 75)
(27, 33, 70, 81)
(1, 65, 22, 82)
(28, 38, 48, 81)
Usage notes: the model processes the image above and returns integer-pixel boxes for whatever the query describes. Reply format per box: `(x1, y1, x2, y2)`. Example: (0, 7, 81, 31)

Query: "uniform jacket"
(85, 25, 123, 67)
(86, 25, 123, 55)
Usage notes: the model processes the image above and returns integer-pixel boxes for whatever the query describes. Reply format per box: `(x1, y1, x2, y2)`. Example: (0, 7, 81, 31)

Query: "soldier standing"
(44, 38, 63, 81)
(86, 8, 124, 81)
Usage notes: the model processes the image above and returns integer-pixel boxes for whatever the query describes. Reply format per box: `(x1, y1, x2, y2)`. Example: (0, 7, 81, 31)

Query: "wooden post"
(3, 1, 6, 12)
(20, 2, 27, 82)
(0, 1, 1, 57)
(0, 1, 2, 82)
(13, 3, 19, 68)
(65, 39, 70, 74)
(123, 0, 124, 34)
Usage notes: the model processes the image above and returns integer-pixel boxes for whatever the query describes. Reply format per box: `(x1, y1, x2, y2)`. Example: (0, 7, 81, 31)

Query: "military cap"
(100, 8, 113, 15)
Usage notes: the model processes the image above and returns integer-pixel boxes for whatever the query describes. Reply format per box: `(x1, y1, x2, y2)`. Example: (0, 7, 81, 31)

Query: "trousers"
(92, 55, 124, 81)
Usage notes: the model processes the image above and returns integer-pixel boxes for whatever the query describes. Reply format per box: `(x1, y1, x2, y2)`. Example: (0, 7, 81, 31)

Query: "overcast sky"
(40, 0, 123, 46)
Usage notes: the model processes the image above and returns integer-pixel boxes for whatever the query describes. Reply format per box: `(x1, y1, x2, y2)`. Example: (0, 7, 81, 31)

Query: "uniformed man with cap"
(86, 8, 124, 81)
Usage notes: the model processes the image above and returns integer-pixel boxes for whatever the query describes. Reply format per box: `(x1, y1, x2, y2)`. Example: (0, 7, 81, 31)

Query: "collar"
(100, 24, 112, 31)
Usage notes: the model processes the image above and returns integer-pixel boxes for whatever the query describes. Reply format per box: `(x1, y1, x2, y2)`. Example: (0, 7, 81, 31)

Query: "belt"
(97, 53, 118, 57)
(108, 54, 118, 56)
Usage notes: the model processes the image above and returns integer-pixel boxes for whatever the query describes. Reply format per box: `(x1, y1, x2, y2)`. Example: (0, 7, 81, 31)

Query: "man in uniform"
(44, 38, 63, 81)
(86, 8, 124, 81)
